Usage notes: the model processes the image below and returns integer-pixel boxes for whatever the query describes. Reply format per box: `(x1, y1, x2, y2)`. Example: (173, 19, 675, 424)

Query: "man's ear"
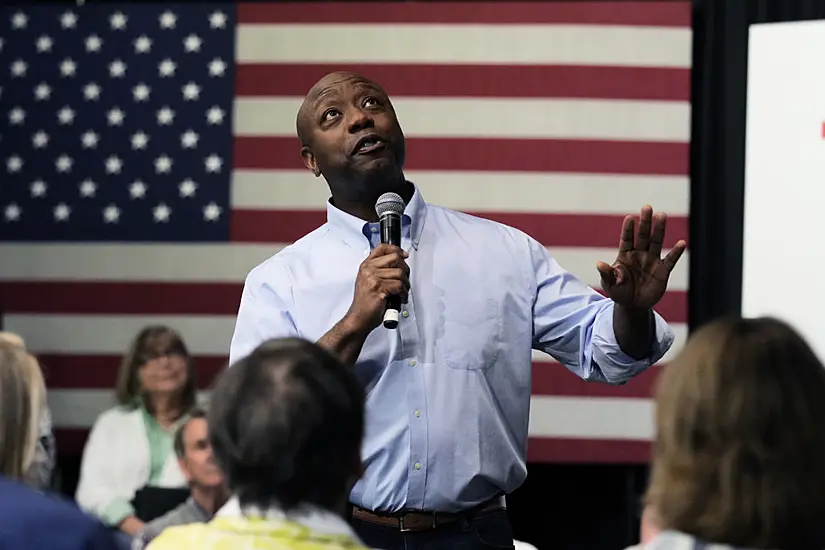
(301, 146, 321, 177)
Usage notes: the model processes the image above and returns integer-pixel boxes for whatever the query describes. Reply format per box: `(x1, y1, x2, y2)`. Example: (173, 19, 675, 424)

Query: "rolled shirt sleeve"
(529, 236, 675, 384)
(589, 300, 674, 384)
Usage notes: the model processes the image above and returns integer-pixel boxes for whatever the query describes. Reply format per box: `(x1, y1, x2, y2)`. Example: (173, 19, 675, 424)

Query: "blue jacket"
(0, 476, 118, 550)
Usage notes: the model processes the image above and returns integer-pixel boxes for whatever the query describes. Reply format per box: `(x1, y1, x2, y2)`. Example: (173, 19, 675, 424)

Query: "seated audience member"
(132, 407, 230, 549)
(76, 326, 198, 541)
(0, 331, 56, 490)
(0, 341, 119, 549)
(628, 316, 825, 550)
(147, 338, 372, 550)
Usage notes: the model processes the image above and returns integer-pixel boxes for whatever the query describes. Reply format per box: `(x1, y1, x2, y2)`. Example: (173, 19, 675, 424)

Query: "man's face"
(300, 73, 406, 193)
(178, 418, 224, 489)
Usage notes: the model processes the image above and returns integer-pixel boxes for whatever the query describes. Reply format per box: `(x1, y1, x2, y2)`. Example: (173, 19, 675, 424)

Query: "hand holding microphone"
(345, 243, 409, 333)
(343, 193, 409, 333)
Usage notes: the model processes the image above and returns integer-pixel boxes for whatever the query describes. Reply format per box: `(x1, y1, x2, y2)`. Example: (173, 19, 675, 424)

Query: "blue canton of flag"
(0, 5, 236, 241)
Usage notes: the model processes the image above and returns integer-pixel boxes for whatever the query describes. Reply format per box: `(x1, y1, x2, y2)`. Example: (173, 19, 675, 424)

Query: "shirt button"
(414, 462, 422, 471)
(413, 239, 419, 247)
(414, 410, 421, 418)
(370, 226, 378, 233)
(409, 359, 417, 367)
(402, 310, 409, 318)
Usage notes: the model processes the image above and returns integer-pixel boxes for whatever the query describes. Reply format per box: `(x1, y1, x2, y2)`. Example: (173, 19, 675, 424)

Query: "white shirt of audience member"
(76, 406, 186, 519)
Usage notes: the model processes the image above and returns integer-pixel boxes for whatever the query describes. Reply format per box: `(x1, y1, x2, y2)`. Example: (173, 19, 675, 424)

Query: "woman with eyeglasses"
(76, 326, 199, 547)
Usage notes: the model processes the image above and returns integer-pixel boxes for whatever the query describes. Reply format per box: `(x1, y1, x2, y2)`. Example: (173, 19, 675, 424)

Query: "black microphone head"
(375, 192, 405, 219)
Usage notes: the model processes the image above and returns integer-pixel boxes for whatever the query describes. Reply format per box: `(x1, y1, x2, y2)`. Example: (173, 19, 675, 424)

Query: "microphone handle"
(380, 213, 403, 329)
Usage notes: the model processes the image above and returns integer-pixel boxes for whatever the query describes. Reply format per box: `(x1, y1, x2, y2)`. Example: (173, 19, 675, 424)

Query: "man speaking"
(228, 71, 686, 550)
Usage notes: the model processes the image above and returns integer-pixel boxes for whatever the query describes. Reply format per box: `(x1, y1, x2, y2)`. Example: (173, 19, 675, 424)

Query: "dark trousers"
(351, 509, 515, 550)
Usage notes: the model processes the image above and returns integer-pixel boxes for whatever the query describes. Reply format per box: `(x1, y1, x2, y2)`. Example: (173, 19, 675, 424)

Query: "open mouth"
(352, 134, 386, 155)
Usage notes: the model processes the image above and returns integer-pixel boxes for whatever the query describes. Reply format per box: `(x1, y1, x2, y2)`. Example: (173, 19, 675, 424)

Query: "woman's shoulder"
(93, 404, 141, 426)
(0, 478, 117, 544)
(627, 531, 746, 550)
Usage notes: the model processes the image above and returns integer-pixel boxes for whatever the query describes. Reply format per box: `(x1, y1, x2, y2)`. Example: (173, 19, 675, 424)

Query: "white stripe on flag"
(47, 388, 653, 438)
(0, 244, 690, 291)
(233, 98, 691, 142)
(4, 313, 687, 363)
(236, 24, 692, 67)
(528, 395, 653, 440)
(232, 170, 691, 216)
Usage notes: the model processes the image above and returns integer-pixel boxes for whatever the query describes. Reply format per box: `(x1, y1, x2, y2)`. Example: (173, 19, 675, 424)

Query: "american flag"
(0, 3, 691, 463)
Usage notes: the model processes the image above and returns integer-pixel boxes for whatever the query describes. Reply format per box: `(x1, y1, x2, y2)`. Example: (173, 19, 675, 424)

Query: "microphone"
(375, 192, 406, 330)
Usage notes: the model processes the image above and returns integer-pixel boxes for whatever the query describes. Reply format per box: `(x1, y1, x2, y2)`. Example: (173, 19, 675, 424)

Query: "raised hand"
(596, 205, 687, 311)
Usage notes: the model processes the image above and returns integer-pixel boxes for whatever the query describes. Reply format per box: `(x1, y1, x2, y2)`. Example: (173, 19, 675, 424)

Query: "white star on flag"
(129, 180, 147, 199)
(153, 203, 171, 222)
(203, 202, 222, 221)
(103, 205, 121, 223)
(79, 179, 97, 197)
(85, 35, 102, 52)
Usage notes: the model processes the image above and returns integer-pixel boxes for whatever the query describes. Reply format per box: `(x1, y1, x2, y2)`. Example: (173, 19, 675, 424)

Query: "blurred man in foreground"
(147, 338, 371, 550)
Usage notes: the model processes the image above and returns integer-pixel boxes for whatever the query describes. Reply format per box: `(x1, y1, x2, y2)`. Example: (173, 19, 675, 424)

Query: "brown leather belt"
(351, 496, 506, 532)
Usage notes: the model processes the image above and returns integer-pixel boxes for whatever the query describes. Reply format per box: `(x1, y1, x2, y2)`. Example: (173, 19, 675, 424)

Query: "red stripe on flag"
(53, 427, 651, 463)
(55, 429, 90, 456)
(237, 2, 691, 27)
(39, 354, 227, 390)
(0, 283, 686, 319)
(235, 64, 691, 102)
(231, 209, 688, 248)
(0, 282, 242, 315)
(37, 352, 673, 393)
(233, 137, 690, 176)
(526, 437, 651, 464)
(532, 362, 663, 397)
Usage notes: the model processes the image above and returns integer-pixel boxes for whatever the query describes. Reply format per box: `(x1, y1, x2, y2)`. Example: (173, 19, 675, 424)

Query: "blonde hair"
(645, 316, 825, 548)
(0, 342, 45, 481)
(0, 331, 26, 350)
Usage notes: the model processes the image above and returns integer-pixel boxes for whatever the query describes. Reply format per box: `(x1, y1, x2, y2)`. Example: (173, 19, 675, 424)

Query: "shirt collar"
(326, 183, 428, 251)
(187, 496, 213, 520)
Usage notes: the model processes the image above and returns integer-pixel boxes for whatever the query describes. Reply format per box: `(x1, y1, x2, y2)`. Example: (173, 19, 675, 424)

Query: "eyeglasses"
(139, 350, 186, 366)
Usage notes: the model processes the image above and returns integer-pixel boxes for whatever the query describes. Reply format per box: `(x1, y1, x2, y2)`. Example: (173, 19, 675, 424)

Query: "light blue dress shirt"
(229, 186, 674, 514)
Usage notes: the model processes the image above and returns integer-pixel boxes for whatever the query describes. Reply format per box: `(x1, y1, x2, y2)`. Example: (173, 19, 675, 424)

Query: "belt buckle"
(398, 512, 438, 532)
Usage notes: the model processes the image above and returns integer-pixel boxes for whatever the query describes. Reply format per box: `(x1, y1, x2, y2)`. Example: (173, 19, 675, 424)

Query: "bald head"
(293, 70, 407, 205)
(296, 71, 388, 146)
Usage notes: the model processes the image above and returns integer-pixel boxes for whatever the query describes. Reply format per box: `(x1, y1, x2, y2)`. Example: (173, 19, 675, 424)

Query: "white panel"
(743, 20, 825, 361)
